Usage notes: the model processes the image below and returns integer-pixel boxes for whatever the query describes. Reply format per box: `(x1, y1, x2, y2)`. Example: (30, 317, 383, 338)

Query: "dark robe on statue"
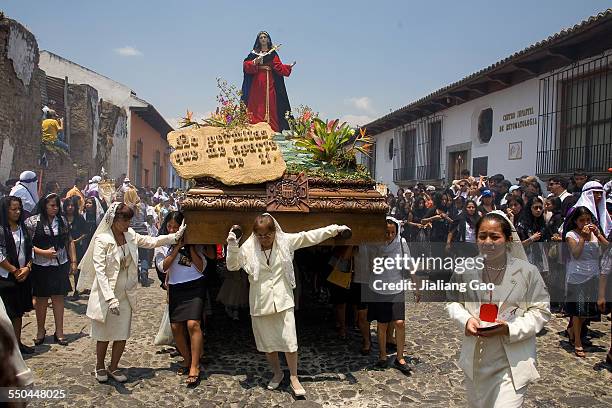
(241, 32, 292, 132)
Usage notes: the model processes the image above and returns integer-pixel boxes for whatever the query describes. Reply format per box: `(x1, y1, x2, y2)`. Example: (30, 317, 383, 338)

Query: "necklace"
(484, 261, 506, 303)
(262, 247, 272, 265)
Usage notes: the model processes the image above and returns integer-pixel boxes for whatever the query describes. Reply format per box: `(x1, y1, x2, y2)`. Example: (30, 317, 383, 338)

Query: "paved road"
(18, 274, 612, 408)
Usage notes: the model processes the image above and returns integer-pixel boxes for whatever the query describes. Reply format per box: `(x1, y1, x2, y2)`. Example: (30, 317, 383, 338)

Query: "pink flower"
(302, 110, 311, 121)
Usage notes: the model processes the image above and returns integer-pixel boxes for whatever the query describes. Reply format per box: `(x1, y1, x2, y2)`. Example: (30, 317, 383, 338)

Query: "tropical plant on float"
(282, 106, 373, 171)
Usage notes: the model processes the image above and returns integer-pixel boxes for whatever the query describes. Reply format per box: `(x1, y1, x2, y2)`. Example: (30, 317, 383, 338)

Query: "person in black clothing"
(0, 196, 34, 354)
(25, 194, 77, 346)
(446, 199, 480, 258)
(422, 192, 454, 279)
(516, 196, 550, 277)
(449, 194, 465, 221)
(477, 189, 496, 215)
(63, 197, 88, 300)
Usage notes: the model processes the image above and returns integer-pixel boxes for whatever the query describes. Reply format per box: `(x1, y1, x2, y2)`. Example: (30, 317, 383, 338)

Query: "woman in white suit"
(77, 202, 185, 383)
(446, 210, 551, 408)
(226, 213, 349, 397)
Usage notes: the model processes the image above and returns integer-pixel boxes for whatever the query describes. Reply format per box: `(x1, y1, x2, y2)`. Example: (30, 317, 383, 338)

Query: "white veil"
(76, 202, 120, 292)
(488, 210, 528, 262)
(239, 213, 297, 288)
(573, 181, 612, 237)
(10, 171, 39, 212)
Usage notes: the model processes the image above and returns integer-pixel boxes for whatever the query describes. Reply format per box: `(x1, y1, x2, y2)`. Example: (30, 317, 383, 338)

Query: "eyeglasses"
(255, 233, 274, 239)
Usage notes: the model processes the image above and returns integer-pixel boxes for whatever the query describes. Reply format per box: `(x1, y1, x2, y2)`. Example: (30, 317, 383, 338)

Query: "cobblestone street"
(18, 275, 612, 408)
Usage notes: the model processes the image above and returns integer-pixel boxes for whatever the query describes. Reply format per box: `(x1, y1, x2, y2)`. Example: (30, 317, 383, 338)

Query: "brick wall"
(98, 100, 125, 175)
(67, 82, 98, 178)
(0, 16, 43, 182)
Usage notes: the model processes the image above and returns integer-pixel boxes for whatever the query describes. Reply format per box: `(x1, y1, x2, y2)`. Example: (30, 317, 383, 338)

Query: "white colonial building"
(363, 10, 612, 193)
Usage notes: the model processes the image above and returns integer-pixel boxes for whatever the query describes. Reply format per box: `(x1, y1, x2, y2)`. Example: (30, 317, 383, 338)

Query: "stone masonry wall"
(98, 99, 125, 174)
(0, 16, 43, 182)
(67, 82, 99, 178)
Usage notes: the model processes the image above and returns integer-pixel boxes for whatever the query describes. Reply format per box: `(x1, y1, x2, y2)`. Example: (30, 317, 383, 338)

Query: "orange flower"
(186, 110, 193, 122)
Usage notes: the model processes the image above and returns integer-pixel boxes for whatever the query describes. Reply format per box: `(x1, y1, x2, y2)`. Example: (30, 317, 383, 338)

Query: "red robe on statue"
(243, 55, 292, 132)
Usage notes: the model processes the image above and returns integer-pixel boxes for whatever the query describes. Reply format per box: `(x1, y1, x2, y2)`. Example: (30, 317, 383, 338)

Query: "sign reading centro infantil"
(167, 122, 287, 185)
(498, 106, 537, 133)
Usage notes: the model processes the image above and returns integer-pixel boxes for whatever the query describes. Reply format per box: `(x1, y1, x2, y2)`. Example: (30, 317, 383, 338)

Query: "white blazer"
(226, 225, 339, 316)
(85, 228, 176, 323)
(446, 256, 551, 391)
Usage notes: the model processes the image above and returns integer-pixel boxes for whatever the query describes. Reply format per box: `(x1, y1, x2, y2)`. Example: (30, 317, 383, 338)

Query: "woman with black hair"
(505, 196, 524, 226)
(25, 193, 77, 346)
(241, 31, 295, 132)
(563, 206, 609, 357)
(0, 197, 34, 354)
(446, 199, 480, 257)
(155, 211, 214, 387)
(477, 189, 496, 215)
(64, 197, 88, 300)
(516, 196, 550, 277)
(422, 192, 454, 246)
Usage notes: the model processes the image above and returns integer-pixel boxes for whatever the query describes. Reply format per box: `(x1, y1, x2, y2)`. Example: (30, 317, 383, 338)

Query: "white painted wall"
(373, 50, 612, 189)
(440, 77, 540, 181)
(372, 77, 541, 189)
(373, 129, 397, 192)
(39, 51, 145, 109)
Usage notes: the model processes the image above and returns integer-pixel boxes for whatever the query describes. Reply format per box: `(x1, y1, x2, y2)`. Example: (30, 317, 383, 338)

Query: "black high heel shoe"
(34, 330, 46, 346)
(53, 333, 68, 346)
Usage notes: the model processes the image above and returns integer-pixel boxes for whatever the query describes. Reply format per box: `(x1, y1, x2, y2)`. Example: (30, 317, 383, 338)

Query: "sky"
(3, 0, 611, 128)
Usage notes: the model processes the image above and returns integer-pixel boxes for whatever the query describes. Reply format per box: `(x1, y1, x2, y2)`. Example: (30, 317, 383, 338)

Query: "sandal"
(186, 371, 201, 388)
(574, 347, 586, 358)
(176, 366, 189, 376)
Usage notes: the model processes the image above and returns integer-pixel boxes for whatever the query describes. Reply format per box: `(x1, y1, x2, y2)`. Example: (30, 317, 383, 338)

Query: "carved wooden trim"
(266, 173, 309, 212)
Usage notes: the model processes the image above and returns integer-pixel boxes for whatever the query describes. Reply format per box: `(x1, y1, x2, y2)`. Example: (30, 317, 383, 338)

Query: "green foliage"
(285, 163, 373, 182)
(285, 106, 374, 170)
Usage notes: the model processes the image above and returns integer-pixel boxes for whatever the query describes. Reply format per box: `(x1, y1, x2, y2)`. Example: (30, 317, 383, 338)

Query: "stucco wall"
(130, 112, 169, 188)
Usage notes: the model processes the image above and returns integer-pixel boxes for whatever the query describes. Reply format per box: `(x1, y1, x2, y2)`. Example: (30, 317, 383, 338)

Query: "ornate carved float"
(168, 123, 388, 245)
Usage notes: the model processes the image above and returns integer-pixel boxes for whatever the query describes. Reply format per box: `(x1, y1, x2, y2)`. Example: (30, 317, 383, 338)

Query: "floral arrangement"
(179, 78, 251, 129)
(283, 106, 373, 170)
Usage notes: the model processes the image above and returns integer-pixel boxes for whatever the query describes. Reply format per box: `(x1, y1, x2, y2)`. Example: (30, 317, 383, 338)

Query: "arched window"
(478, 108, 493, 143)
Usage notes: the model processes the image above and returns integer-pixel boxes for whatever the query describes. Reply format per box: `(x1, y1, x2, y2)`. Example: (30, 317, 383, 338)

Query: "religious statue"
(241, 31, 295, 132)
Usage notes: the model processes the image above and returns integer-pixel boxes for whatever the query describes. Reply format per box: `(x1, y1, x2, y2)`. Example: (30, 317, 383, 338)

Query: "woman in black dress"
(25, 194, 77, 346)
(64, 197, 88, 299)
(0, 196, 34, 354)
